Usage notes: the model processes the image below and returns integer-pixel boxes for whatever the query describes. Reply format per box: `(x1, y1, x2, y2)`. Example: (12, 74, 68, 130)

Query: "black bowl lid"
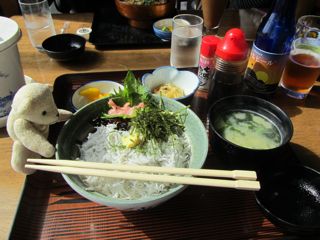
(255, 164, 320, 235)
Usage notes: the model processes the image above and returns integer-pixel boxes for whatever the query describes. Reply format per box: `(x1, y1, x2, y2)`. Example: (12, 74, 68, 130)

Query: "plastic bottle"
(243, 0, 298, 96)
(198, 36, 220, 91)
(207, 28, 248, 106)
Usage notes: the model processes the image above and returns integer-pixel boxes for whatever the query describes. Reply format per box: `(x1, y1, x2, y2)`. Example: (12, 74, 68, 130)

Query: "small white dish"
(72, 80, 123, 111)
(142, 66, 200, 104)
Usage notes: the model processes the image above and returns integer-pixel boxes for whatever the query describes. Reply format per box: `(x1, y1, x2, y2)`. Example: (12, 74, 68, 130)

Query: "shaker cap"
(215, 28, 248, 61)
(0, 17, 21, 52)
(200, 35, 220, 58)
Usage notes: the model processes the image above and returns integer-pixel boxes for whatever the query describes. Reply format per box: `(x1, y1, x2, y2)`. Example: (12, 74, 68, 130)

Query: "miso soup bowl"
(208, 95, 293, 171)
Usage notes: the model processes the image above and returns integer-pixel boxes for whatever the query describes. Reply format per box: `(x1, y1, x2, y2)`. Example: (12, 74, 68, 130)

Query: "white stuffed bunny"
(6, 82, 72, 174)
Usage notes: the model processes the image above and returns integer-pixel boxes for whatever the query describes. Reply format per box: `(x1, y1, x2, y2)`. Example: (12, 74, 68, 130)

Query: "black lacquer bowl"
(256, 164, 320, 235)
(42, 33, 86, 61)
(208, 95, 293, 171)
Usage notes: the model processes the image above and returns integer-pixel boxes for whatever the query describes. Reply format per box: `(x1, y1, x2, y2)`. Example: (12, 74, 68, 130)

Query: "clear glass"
(280, 15, 320, 99)
(170, 14, 203, 68)
(18, 0, 56, 50)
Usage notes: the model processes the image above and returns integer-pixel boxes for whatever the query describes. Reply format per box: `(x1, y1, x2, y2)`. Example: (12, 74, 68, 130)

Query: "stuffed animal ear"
(24, 76, 35, 84)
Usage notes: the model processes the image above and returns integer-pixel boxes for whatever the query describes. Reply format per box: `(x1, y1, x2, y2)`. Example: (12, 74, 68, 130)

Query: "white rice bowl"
(56, 96, 208, 211)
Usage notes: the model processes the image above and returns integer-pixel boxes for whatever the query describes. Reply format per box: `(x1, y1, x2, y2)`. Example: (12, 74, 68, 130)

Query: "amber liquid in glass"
(201, 0, 227, 33)
(281, 52, 320, 98)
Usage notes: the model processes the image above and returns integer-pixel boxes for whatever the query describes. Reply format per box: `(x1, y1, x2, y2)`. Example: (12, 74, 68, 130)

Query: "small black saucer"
(255, 164, 320, 235)
(42, 34, 86, 61)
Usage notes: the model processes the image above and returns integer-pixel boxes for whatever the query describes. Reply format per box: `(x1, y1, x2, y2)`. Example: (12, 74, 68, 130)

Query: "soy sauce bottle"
(207, 28, 248, 106)
(243, 0, 297, 96)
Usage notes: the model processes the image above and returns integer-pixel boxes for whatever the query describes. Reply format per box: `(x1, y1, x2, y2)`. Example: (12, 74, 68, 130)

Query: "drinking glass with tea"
(280, 15, 320, 99)
(201, 0, 228, 35)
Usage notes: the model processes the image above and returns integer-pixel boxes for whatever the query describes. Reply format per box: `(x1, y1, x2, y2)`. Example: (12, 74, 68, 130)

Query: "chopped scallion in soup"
(215, 111, 281, 149)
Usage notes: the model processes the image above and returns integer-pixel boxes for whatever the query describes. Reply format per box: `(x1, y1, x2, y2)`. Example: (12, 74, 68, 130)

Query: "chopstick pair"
(26, 159, 260, 191)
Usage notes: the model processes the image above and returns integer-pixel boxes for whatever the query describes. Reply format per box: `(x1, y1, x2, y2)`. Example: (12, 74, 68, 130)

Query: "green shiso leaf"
(100, 70, 188, 146)
(101, 112, 136, 119)
(110, 70, 152, 107)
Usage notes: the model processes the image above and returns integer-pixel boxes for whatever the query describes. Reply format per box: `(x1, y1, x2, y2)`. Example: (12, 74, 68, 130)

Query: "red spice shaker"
(198, 35, 220, 91)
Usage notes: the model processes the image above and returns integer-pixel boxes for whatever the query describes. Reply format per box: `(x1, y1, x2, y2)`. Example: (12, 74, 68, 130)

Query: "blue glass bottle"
(244, 0, 297, 95)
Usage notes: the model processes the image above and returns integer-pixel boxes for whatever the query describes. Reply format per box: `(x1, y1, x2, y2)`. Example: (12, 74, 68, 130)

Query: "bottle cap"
(215, 28, 248, 61)
(200, 35, 220, 58)
(76, 27, 92, 40)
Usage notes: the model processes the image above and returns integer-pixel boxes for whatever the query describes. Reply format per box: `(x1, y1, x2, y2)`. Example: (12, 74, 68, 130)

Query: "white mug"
(0, 17, 25, 128)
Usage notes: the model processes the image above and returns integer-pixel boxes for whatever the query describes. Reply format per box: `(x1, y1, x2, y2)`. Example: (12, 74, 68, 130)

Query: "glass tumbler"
(280, 15, 320, 99)
(170, 14, 203, 68)
(18, 0, 56, 50)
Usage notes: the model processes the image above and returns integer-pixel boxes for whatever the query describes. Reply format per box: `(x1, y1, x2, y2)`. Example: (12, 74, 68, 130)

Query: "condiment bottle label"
(244, 43, 289, 93)
(198, 56, 215, 90)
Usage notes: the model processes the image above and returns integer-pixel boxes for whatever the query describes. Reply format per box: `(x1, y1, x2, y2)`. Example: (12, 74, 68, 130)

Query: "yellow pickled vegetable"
(79, 87, 109, 102)
(161, 26, 173, 32)
(122, 132, 142, 148)
(153, 83, 184, 99)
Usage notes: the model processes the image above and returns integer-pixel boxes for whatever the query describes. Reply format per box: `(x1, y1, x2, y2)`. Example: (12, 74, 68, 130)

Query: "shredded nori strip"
(92, 117, 130, 130)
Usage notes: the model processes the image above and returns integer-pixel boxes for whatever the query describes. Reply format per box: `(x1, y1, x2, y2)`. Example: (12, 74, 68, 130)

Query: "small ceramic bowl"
(56, 96, 208, 210)
(142, 66, 200, 105)
(71, 80, 123, 111)
(256, 164, 320, 235)
(208, 95, 293, 170)
(153, 18, 173, 41)
(42, 33, 86, 61)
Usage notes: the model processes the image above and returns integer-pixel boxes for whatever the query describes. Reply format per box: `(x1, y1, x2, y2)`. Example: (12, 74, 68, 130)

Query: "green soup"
(215, 110, 282, 150)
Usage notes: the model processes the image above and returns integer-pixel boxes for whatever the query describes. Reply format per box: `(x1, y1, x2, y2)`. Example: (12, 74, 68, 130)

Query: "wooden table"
(0, 13, 172, 239)
(1, 12, 319, 239)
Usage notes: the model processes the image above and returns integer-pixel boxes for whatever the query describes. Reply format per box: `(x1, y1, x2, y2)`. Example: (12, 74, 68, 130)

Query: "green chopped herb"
(130, 100, 188, 144)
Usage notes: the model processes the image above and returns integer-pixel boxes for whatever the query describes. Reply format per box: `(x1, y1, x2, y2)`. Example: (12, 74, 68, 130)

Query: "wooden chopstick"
(27, 159, 257, 180)
(26, 159, 260, 191)
(25, 164, 260, 191)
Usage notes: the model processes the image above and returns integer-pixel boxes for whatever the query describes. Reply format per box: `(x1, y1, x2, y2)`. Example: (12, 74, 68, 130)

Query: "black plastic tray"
(9, 70, 300, 240)
(89, 3, 173, 49)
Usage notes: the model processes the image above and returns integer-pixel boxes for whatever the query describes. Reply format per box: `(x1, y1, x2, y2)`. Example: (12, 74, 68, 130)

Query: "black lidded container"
(255, 164, 320, 235)
(208, 95, 293, 171)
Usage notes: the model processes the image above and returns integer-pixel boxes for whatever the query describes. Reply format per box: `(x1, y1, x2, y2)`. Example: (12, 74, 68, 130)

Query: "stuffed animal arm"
(13, 118, 55, 158)
(7, 82, 73, 175)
